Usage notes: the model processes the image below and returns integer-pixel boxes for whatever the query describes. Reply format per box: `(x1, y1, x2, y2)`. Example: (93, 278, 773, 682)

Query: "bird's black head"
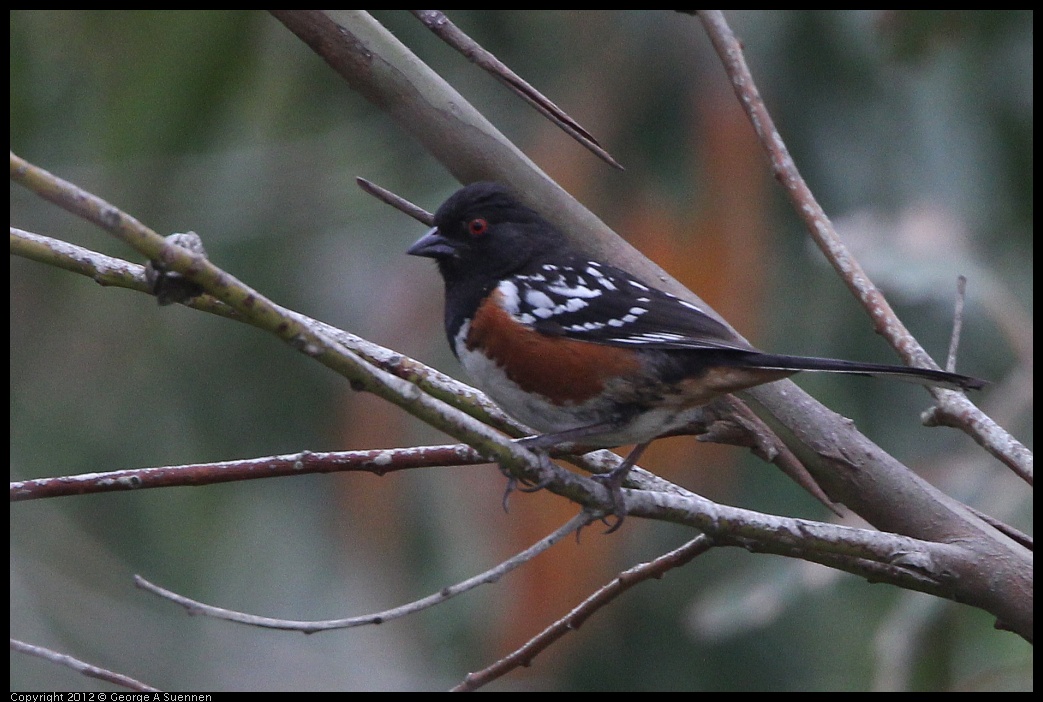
(407, 182, 567, 286)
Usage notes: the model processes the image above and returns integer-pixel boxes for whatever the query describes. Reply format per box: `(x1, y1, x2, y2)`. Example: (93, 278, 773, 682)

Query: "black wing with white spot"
(497, 261, 752, 352)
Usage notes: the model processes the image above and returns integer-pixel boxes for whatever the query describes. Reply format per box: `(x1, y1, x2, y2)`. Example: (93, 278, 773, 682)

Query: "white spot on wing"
(546, 280, 602, 298)
(524, 289, 555, 310)
(611, 332, 691, 344)
(565, 321, 605, 332)
(497, 280, 521, 314)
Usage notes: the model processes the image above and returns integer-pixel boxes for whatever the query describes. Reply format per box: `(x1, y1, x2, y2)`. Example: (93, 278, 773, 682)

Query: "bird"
(407, 182, 986, 530)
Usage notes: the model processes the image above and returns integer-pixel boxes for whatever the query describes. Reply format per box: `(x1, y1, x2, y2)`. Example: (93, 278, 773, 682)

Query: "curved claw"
(588, 441, 649, 534)
(496, 453, 555, 511)
(500, 476, 517, 512)
(590, 471, 628, 533)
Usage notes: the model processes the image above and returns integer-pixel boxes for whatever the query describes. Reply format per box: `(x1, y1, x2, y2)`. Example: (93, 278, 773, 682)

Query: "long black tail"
(733, 352, 987, 391)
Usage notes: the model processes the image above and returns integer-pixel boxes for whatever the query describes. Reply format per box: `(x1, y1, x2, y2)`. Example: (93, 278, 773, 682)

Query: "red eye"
(468, 218, 489, 237)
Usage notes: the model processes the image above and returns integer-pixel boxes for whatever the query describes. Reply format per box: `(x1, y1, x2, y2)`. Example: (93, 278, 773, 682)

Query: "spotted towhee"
(408, 182, 986, 527)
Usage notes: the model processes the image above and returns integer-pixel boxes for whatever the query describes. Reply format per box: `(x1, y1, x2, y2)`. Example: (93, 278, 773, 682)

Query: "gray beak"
(407, 227, 458, 259)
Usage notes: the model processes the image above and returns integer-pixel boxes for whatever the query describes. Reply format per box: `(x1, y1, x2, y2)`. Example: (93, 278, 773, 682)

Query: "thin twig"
(11, 638, 160, 692)
(357, 177, 433, 225)
(696, 12, 1031, 481)
(10, 445, 487, 501)
(454, 534, 715, 690)
(10, 443, 643, 502)
(135, 510, 595, 633)
(947, 275, 967, 373)
(698, 13, 932, 370)
(409, 10, 623, 170)
(11, 226, 241, 318)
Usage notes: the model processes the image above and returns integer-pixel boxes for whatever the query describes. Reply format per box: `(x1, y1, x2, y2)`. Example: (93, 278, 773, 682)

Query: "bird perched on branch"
(408, 182, 985, 529)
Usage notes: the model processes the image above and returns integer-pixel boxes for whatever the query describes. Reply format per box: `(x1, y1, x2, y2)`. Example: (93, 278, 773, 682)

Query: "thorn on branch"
(356, 177, 433, 225)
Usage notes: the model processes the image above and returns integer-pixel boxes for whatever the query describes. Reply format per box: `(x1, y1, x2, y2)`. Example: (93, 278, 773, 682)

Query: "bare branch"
(10, 151, 563, 499)
(356, 177, 433, 225)
(10, 445, 489, 501)
(694, 395, 842, 516)
(695, 12, 1030, 481)
(408, 9, 624, 170)
(8, 224, 701, 504)
(947, 275, 968, 374)
(11, 638, 160, 692)
(455, 534, 716, 690)
(135, 511, 595, 633)
(698, 14, 935, 369)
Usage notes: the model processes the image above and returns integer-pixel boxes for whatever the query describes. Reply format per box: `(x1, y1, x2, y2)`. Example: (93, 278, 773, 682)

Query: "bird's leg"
(508, 420, 642, 531)
(517, 420, 621, 451)
(590, 442, 649, 533)
(496, 422, 622, 511)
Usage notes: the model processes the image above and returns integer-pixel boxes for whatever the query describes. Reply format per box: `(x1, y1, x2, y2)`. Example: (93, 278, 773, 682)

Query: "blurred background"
(10, 10, 1032, 691)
